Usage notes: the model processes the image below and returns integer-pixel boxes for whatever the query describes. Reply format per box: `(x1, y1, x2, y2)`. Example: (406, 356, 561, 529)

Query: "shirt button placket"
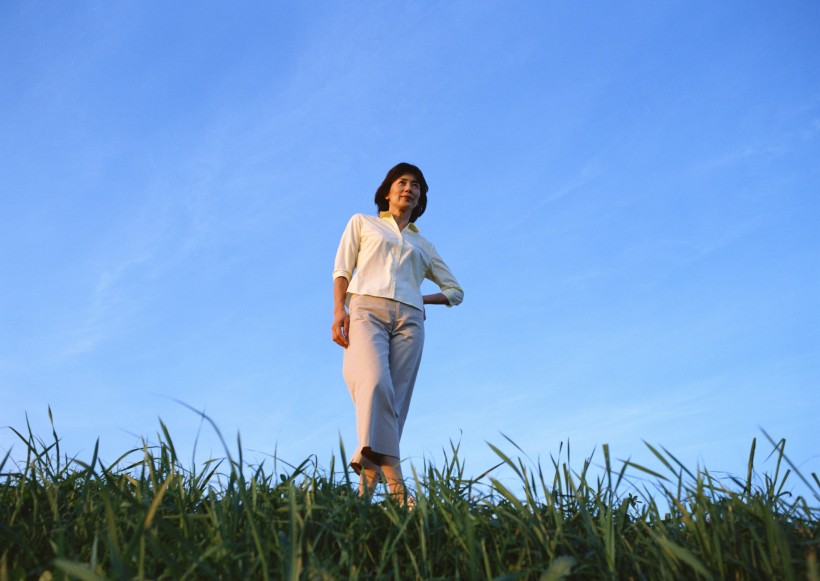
(389, 236, 401, 296)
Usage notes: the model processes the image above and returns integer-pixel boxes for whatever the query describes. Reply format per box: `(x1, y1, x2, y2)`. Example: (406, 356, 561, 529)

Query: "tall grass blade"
(654, 535, 713, 579)
(761, 428, 820, 502)
(54, 559, 107, 581)
(540, 556, 576, 581)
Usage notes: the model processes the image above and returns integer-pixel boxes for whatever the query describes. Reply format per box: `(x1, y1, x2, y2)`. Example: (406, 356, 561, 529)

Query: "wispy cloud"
(56, 250, 155, 360)
(544, 161, 604, 206)
(499, 161, 604, 234)
(51, 130, 258, 361)
(691, 144, 786, 175)
(692, 101, 820, 175)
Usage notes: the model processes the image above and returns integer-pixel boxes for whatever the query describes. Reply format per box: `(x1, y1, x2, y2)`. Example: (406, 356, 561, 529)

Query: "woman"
(332, 162, 464, 503)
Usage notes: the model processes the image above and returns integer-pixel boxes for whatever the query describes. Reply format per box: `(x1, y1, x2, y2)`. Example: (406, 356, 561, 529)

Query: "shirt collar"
(380, 211, 419, 232)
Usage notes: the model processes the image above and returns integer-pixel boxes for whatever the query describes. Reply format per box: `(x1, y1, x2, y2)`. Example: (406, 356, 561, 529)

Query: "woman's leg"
(380, 458, 407, 501)
(389, 304, 425, 446)
(375, 303, 424, 504)
(358, 452, 382, 496)
(344, 296, 401, 491)
(362, 449, 407, 502)
(344, 297, 423, 503)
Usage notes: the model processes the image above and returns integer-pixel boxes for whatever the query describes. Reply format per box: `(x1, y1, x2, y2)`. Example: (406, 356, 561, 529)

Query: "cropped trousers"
(343, 294, 425, 474)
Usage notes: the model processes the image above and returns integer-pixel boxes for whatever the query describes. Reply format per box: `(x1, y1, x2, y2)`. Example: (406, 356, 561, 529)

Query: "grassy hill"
(1, 415, 817, 580)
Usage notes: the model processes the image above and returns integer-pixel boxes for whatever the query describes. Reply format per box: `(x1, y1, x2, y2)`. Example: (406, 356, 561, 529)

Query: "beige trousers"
(343, 294, 425, 474)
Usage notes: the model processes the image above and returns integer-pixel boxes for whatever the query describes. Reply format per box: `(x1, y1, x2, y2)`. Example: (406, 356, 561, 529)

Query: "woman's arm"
(425, 246, 463, 307)
(422, 293, 450, 306)
(332, 276, 350, 348)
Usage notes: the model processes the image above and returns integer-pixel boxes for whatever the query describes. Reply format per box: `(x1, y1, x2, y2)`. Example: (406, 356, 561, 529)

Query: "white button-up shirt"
(333, 212, 464, 311)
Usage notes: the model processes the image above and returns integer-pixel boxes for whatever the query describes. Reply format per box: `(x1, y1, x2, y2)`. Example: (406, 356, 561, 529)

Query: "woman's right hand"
(332, 309, 350, 348)
(332, 276, 351, 348)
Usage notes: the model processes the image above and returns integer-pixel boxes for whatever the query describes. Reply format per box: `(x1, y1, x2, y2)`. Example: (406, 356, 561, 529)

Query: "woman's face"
(385, 173, 421, 215)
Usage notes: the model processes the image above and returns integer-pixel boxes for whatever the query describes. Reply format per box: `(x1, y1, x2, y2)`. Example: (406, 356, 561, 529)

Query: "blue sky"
(2, 1, 818, 496)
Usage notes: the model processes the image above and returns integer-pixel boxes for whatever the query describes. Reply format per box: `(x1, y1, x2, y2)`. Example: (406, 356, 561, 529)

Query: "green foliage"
(1, 412, 817, 580)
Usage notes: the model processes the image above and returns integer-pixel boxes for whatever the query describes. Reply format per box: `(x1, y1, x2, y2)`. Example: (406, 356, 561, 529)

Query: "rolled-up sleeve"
(426, 246, 464, 307)
(333, 215, 360, 281)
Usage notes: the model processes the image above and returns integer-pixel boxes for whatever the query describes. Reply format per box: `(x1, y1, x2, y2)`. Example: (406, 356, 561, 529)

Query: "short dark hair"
(374, 162, 428, 223)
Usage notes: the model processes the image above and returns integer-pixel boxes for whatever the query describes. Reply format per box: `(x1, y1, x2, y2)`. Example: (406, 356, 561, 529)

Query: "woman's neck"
(390, 209, 412, 231)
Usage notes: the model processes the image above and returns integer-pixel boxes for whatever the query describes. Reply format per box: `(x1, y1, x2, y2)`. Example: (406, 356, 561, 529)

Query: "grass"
(1, 409, 818, 580)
